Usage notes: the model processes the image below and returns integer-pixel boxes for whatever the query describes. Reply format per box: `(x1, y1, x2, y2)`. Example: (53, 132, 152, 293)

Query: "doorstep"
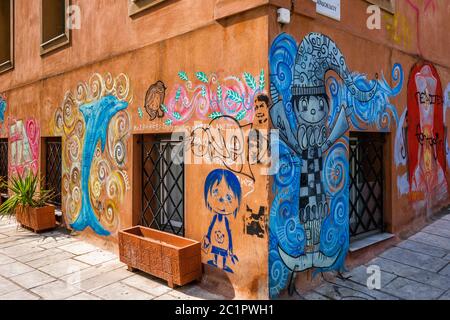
(349, 232, 395, 252)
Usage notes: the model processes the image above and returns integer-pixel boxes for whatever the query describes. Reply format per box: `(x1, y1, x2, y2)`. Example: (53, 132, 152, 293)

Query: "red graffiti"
(8, 118, 40, 177)
(407, 62, 447, 204)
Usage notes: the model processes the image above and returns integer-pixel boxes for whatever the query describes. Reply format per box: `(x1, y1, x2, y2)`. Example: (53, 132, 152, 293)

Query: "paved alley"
(0, 211, 449, 300)
(299, 210, 450, 300)
(0, 217, 225, 300)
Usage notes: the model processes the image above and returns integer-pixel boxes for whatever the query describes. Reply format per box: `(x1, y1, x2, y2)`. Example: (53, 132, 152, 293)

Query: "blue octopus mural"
(54, 73, 132, 237)
(0, 94, 6, 124)
(268, 32, 403, 297)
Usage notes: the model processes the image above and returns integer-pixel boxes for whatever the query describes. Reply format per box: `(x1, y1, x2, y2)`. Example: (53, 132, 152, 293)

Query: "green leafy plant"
(0, 172, 55, 217)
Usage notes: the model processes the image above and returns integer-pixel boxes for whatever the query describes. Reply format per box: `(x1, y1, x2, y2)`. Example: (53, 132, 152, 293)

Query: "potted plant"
(0, 172, 56, 233)
(119, 226, 202, 288)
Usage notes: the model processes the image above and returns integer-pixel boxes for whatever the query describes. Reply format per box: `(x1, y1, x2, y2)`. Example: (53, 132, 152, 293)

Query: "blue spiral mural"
(0, 94, 6, 124)
(268, 32, 404, 298)
(71, 96, 128, 236)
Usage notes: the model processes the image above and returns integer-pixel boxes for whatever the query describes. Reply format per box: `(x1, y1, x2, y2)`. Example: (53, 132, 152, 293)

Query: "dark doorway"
(349, 132, 385, 238)
(0, 138, 8, 198)
(45, 137, 62, 208)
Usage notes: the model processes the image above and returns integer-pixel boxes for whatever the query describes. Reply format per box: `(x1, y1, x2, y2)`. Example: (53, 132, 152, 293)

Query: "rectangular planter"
(119, 226, 202, 288)
(16, 205, 56, 233)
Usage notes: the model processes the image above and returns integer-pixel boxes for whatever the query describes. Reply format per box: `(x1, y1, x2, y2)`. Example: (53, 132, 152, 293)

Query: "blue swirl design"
(328, 64, 403, 131)
(318, 141, 349, 273)
(70, 95, 128, 236)
(269, 139, 303, 297)
(0, 96, 6, 123)
(268, 33, 404, 298)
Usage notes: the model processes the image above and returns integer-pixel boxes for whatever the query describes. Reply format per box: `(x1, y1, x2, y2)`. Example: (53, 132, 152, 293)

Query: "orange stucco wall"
(1, 0, 449, 300)
(0, 0, 270, 299)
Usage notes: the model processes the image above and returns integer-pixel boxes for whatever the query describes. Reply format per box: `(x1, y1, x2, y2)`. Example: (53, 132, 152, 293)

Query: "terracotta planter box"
(119, 226, 202, 288)
(16, 205, 56, 233)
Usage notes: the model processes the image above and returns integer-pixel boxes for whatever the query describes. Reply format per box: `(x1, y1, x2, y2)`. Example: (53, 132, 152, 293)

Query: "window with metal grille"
(45, 137, 62, 208)
(140, 134, 185, 236)
(349, 132, 385, 239)
(0, 138, 8, 194)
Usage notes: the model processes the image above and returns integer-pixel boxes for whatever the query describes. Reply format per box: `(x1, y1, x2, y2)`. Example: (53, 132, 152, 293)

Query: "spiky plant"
(0, 172, 55, 217)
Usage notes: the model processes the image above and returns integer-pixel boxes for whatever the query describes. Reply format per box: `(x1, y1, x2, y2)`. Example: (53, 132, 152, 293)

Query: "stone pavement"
(298, 211, 450, 300)
(0, 217, 225, 300)
(1, 211, 449, 300)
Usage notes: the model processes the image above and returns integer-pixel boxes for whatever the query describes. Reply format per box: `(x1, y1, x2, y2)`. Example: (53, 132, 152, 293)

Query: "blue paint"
(203, 169, 242, 273)
(328, 64, 404, 131)
(0, 96, 6, 123)
(70, 95, 128, 236)
(268, 33, 403, 297)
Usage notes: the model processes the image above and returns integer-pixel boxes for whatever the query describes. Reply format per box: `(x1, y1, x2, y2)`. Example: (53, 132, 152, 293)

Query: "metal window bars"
(140, 136, 185, 236)
(0, 139, 8, 194)
(45, 138, 62, 208)
(349, 133, 385, 238)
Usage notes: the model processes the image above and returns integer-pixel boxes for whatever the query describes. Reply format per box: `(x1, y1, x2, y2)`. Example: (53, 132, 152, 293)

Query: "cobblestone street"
(0, 217, 225, 300)
(300, 210, 450, 300)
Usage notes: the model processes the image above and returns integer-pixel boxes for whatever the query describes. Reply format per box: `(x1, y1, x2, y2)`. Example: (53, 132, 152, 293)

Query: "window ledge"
(128, 0, 167, 17)
(365, 0, 395, 14)
(349, 232, 395, 252)
(40, 33, 70, 56)
(0, 60, 14, 74)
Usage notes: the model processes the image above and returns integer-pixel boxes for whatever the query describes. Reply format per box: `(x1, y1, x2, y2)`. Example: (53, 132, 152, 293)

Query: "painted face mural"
(254, 94, 270, 127)
(202, 169, 242, 274)
(164, 71, 265, 125)
(269, 33, 403, 297)
(8, 118, 40, 177)
(54, 73, 132, 236)
(407, 63, 447, 205)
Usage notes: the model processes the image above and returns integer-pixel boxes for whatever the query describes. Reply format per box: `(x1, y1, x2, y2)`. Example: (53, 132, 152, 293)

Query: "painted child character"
(202, 169, 242, 273)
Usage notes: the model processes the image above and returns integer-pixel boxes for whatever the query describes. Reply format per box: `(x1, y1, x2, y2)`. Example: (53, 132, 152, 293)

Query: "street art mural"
(164, 71, 265, 125)
(8, 118, 40, 177)
(188, 115, 264, 182)
(395, 62, 448, 209)
(445, 83, 450, 169)
(141, 80, 167, 121)
(202, 169, 242, 274)
(268, 32, 403, 297)
(54, 73, 132, 236)
(0, 94, 6, 126)
(408, 62, 447, 204)
(244, 205, 267, 238)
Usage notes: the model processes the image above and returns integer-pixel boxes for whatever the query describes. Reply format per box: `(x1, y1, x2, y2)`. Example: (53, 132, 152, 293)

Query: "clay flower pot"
(119, 226, 202, 288)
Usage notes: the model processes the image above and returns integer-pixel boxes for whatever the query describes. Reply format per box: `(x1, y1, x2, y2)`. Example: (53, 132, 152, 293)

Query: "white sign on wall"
(316, 0, 341, 21)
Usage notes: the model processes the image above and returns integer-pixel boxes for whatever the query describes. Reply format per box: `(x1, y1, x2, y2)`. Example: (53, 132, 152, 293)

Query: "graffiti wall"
(54, 73, 132, 236)
(445, 83, 450, 169)
(8, 118, 40, 177)
(0, 94, 6, 133)
(161, 67, 272, 297)
(394, 62, 448, 212)
(268, 32, 403, 297)
(163, 71, 265, 126)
